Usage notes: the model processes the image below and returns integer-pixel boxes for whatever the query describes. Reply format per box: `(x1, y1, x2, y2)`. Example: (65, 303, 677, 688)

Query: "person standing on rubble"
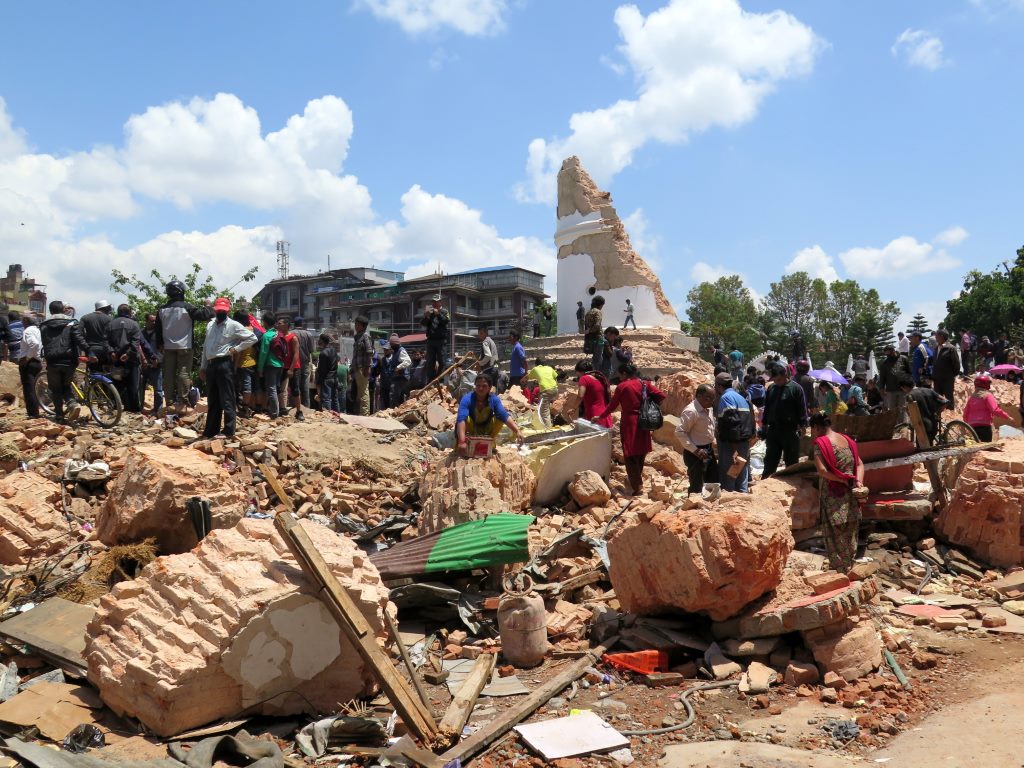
(40, 300, 90, 424)
(291, 317, 316, 409)
(18, 315, 42, 418)
(107, 304, 145, 413)
(275, 315, 304, 421)
(81, 299, 113, 371)
(421, 295, 449, 382)
(810, 412, 865, 573)
(508, 330, 526, 388)
(157, 281, 213, 415)
(199, 298, 257, 438)
(386, 333, 412, 407)
(455, 373, 524, 454)
(962, 374, 1010, 443)
(583, 296, 605, 372)
(352, 315, 374, 416)
(526, 357, 559, 427)
(676, 383, 718, 495)
(336, 356, 350, 414)
(594, 362, 665, 496)
(760, 363, 808, 478)
(475, 325, 499, 386)
(576, 301, 585, 334)
(141, 313, 164, 415)
(714, 372, 754, 492)
(315, 333, 339, 412)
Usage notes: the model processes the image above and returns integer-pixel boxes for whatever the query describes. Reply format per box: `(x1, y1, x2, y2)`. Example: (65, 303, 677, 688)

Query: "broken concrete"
(0, 472, 68, 566)
(418, 448, 535, 536)
(607, 484, 794, 621)
(85, 518, 393, 737)
(554, 156, 679, 332)
(936, 441, 1024, 567)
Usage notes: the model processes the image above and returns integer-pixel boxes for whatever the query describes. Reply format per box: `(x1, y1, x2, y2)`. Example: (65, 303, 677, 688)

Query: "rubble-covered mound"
(607, 480, 797, 621)
(953, 377, 1020, 428)
(85, 519, 393, 737)
(418, 448, 535, 535)
(0, 471, 67, 566)
(935, 440, 1024, 567)
(97, 444, 249, 554)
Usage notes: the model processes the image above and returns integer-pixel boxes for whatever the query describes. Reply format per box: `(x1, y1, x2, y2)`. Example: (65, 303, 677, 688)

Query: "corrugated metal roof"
(370, 514, 533, 580)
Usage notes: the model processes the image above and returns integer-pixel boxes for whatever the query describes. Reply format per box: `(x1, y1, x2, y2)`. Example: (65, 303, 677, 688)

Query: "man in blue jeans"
(714, 371, 754, 492)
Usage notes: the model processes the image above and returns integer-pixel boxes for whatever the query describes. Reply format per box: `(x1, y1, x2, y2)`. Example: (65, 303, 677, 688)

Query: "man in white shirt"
(675, 384, 718, 494)
(199, 297, 257, 438)
(897, 331, 910, 355)
(18, 316, 43, 418)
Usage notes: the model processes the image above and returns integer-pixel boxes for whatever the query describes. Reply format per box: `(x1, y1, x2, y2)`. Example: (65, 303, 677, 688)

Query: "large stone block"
(607, 481, 795, 621)
(85, 519, 393, 737)
(97, 444, 248, 554)
(803, 619, 883, 682)
(935, 442, 1024, 567)
(0, 472, 67, 566)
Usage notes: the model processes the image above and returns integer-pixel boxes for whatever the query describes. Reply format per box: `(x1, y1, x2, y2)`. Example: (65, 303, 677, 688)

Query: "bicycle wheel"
(86, 379, 123, 428)
(35, 373, 55, 416)
(938, 419, 979, 491)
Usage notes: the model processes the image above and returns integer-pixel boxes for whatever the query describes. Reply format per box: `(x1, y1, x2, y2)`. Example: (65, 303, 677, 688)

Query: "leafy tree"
(906, 313, 930, 336)
(109, 263, 261, 383)
(944, 247, 1024, 339)
(685, 275, 761, 359)
(849, 289, 900, 357)
(760, 272, 828, 356)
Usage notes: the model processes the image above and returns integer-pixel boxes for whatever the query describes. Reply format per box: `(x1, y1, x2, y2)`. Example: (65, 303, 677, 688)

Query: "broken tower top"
(554, 156, 679, 333)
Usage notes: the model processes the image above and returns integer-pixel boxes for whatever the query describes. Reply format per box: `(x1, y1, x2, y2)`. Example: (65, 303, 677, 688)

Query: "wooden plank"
(406, 354, 475, 401)
(259, 463, 294, 512)
(0, 598, 94, 672)
(274, 512, 437, 741)
(438, 652, 495, 745)
(383, 610, 435, 722)
(906, 400, 944, 501)
(437, 639, 616, 765)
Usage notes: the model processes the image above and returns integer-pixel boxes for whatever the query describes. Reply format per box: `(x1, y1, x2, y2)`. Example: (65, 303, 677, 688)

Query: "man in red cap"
(200, 297, 257, 438)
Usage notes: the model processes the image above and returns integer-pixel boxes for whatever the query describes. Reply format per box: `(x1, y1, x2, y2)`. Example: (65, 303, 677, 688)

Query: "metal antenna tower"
(276, 241, 290, 279)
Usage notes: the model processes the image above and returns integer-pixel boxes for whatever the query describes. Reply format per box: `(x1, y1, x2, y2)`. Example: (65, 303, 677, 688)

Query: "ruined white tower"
(554, 157, 679, 334)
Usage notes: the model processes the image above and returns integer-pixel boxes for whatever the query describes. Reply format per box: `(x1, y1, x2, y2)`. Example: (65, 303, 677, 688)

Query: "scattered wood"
(437, 652, 496, 746)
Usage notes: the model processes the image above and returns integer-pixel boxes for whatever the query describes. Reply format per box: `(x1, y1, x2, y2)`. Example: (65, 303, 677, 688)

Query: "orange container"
(603, 650, 669, 675)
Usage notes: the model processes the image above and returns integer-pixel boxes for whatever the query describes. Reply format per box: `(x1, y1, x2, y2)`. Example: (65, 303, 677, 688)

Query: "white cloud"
(892, 29, 947, 71)
(690, 261, 735, 283)
(0, 97, 27, 160)
(355, 0, 507, 36)
(0, 93, 552, 313)
(785, 244, 839, 283)
(622, 209, 660, 269)
(934, 225, 969, 247)
(839, 235, 960, 278)
(517, 0, 823, 203)
(428, 47, 460, 70)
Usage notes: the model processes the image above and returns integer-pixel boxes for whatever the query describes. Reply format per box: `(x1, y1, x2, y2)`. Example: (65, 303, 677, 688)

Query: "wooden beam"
(383, 609, 435, 723)
(259, 463, 295, 513)
(906, 400, 944, 501)
(438, 652, 496, 745)
(274, 512, 438, 742)
(406, 353, 475, 401)
(861, 442, 992, 471)
(437, 639, 617, 765)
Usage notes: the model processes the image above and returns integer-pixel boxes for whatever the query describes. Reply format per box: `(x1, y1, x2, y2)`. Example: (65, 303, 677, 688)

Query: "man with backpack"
(156, 280, 213, 414)
(291, 316, 316, 409)
(40, 300, 90, 424)
(107, 304, 145, 412)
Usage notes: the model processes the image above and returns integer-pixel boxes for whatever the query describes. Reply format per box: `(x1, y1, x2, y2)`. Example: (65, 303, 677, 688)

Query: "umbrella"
(987, 364, 1022, 375)
(810, 368, 849, 385)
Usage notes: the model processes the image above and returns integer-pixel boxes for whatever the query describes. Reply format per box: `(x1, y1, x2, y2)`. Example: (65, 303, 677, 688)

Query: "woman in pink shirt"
(574, 361, 613, 427)
(962, 375, 1011, 442)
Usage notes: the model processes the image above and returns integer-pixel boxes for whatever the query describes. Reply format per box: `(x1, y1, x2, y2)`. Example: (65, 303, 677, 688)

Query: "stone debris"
(567, 470, 611, 507)
(85, 519, 392, 736)
(0, 471, 67, 566)
(97, 444, 249, 554)
(607, 483, 795, 621)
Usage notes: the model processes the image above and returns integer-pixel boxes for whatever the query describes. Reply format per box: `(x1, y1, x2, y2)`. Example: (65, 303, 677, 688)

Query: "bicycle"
(36, 357, 124, 428)
(892, 413, 978, 491)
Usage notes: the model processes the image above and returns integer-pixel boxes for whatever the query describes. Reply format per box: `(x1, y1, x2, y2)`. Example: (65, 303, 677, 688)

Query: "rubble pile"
(85, 518, 392, 736)
(0, 471, 68, 566)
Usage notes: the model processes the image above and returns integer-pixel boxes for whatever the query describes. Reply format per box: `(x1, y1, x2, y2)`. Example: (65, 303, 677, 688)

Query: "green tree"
(944, 247, 1024, 338)
(109, 263, 261, 383)
(760, 272, 828, 356)
(906, 313, 930, 336)
(849, 289, 900, 357)
(818, 280, 863, 363)
(685, 275, 761, 359)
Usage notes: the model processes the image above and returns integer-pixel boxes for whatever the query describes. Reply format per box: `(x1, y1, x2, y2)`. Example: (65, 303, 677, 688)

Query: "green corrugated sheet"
(425, 514, 534, 573)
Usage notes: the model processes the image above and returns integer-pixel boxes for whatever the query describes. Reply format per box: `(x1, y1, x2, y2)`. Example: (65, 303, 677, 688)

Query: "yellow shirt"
(526, 365, 558, 392)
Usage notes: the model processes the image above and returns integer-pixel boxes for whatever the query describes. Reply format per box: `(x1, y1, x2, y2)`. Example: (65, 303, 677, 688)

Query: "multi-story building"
(0, 264, 47, 316)
(255, 264, 548, 357)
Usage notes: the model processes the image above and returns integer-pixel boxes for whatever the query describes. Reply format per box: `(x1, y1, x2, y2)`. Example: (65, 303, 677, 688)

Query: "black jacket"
(421, 307, 450, 341)
(40, 316, 88, 367)
(762, 379, 808, 434)
(80, 311, 112, 358)
(316, 345, 338, 385)
(932, 343, 959, 382)
(879, 353, 910, 392)
(108, 316, 144, 362)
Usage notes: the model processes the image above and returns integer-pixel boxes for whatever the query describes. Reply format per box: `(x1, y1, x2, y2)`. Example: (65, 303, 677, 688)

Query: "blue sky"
(1, 0, 1022, 331)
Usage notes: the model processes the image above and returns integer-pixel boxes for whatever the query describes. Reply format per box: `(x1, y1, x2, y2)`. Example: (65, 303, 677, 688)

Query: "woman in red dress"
(574, 361, 613, 427)
(594, 362, 665, 495)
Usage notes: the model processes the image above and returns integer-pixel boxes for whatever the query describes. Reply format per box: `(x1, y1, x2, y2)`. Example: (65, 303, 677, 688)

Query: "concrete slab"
(338, 414, 408, 432)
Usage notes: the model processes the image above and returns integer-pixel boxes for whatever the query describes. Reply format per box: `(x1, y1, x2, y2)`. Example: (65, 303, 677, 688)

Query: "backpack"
(42, 321, 75, 362)
(270, 333, 291, 365)
(748, 382, 766, 404)
(638, 381, 664, 431)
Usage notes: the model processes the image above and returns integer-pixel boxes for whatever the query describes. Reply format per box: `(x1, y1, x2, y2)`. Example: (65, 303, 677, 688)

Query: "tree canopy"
(110, 263, 261, 321)
(944, 246, 1024, 340)
(684, 275, 762, 359)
